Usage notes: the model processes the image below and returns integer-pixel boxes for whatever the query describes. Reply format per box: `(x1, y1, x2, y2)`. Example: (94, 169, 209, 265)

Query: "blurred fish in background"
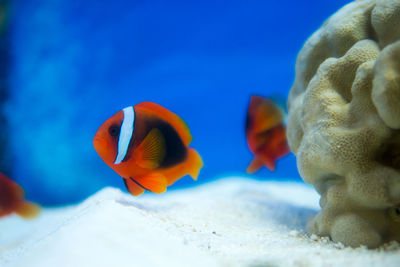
(0, 0, 351, 205)
(0, 173, 40, 219)
(245, 95, 290, 173)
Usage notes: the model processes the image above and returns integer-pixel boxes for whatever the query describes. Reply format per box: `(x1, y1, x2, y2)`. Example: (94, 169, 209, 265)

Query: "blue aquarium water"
(6, 0, 350, 205)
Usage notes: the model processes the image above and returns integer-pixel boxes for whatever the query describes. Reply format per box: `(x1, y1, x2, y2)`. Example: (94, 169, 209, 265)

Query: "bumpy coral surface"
(287, 0, 400, 248)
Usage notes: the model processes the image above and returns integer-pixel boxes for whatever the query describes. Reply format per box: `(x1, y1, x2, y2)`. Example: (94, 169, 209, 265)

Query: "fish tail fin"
(15, 201, 41, 219)
(186, 148, 203, 180)
(246, 157, 264, 174)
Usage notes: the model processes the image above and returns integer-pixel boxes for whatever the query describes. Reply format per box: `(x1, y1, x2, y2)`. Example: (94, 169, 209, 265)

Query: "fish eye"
(389, 206, 400, 222)
(108, 125, 120, 137)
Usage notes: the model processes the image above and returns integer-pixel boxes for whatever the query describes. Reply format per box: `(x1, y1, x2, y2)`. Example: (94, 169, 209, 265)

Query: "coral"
(287, 0, 400, 248)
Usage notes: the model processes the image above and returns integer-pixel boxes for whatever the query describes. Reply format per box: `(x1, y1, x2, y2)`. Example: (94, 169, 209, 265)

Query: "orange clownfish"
(0, 173, 41, 219)
(245, 95, 290, 173)
(93, 101, 203, 196)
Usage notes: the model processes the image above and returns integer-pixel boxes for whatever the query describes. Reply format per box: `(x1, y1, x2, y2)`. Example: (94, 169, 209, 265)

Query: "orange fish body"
(246, 95, 290, 173)
(93, 101, 203, 196)
(0, 173, 40, 219)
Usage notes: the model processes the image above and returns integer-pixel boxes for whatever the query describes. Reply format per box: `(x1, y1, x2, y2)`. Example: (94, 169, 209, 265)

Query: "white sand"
(0, 177, 399, 267)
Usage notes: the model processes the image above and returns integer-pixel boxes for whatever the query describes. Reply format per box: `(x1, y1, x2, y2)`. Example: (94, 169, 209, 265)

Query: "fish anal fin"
(246, 157, 264, 174)
(135, 173, 167, 194)
(15, 201, 41, 219)
(186, 148, 203, 181)
(123, 178, 145, 196)
(136, 128, 166, 169)
(264, 158, 276, 171)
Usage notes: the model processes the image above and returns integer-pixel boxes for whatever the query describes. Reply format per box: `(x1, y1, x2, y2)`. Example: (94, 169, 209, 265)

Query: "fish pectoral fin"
(15, 201, 41, 219)
(246, 157, 264, 174)
(134, 173, 167, 194)
(136, 128, 166, 169)
(253, 132, 269, 149)
(123, 178, 145, 196)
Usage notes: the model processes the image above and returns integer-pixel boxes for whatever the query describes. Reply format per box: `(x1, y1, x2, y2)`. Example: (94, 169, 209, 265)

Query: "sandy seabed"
(0, 177, 399, 267)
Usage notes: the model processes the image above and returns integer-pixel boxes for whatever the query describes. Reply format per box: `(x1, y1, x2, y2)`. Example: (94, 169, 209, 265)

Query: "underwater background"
(4, 0, 350, 205)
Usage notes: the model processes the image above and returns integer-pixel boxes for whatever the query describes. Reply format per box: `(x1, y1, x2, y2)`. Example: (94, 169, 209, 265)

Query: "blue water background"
(7, 0, 350, 205)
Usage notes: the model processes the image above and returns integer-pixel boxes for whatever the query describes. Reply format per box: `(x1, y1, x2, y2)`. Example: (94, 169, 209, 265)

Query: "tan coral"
(287, 0, 400, 248)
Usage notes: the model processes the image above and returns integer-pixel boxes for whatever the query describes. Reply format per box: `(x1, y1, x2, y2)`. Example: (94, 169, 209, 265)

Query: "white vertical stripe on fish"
(114, 106, 135, 164)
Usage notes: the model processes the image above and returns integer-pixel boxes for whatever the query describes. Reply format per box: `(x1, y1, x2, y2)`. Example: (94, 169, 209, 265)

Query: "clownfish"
(245, 95, 290, 173)
(0, 173, 41, 219)
(93, 101, 203, 196)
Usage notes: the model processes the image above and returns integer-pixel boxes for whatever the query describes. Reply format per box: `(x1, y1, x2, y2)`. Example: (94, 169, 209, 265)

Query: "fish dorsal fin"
(136, 128, 166, 169)
(264, 94, 288, 126)
(123, 178, 145, 196)
(135, 102, 192, 146)
(134, 173, 167, 194)
(267, 94, 287, 114)
(253, 99, 284, 134)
